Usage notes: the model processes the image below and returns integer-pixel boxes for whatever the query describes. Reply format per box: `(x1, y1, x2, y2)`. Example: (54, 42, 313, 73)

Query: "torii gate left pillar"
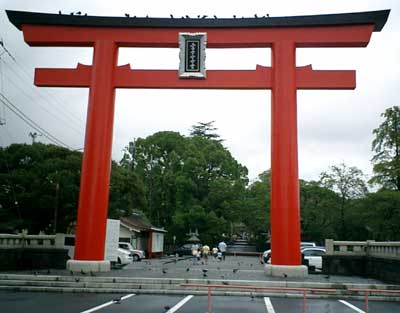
(7, 9, 388, 275)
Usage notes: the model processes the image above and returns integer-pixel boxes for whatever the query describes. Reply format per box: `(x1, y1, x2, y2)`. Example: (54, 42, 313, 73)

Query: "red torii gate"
(7, 9, 389, 276)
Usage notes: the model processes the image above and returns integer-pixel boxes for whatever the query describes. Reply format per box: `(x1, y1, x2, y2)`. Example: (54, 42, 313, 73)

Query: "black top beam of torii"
(7, 9, 389, 31)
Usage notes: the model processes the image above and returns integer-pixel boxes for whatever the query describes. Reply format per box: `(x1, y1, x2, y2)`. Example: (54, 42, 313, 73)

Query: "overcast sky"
(0, 0, 399, 183)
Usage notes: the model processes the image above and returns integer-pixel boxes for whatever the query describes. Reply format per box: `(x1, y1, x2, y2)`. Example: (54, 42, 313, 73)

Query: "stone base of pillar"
(67, 260, 110, 272)
(264, 264, 308, 278)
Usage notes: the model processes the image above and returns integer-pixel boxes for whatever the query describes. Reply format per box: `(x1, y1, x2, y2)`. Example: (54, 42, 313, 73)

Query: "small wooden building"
(120, 214, 166, 258)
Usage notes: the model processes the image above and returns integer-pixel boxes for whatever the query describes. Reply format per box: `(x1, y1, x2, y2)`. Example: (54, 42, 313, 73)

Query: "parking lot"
(1, 255, 400, 312)
(1, 291, 400, 313)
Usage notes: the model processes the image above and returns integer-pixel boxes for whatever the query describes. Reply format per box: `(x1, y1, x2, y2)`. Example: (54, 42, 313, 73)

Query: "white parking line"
(166, 295, 194, 313)
(339, 300, 365, 313)
(264, 297, 276, 313)
(80, 293, 135, 313)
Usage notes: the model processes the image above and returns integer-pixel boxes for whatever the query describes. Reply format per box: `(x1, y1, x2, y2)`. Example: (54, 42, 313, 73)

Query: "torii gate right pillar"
(267, 40, 306, 276)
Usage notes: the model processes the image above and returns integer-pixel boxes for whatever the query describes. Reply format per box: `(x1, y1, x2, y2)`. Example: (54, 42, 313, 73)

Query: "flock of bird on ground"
(158, 260, 248, 280)
(26, 259, 331, 312)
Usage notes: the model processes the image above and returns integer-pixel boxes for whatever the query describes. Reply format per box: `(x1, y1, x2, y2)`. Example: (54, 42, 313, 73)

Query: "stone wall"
(323, 255, 400, 284)
(0, 248, 69, 270)
(367, 257, 400, 284)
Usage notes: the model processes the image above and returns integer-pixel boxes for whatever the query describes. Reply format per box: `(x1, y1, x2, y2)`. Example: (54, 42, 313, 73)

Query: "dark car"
(173, 243, 201, 257)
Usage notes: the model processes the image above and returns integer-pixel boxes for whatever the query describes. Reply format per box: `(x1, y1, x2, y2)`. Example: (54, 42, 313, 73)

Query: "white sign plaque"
(179, 32, 207, 78)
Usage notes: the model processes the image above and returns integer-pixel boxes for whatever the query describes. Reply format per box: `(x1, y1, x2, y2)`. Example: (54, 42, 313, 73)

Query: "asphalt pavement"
(2, 291, 400, 313)
(2, 255, 400, 312)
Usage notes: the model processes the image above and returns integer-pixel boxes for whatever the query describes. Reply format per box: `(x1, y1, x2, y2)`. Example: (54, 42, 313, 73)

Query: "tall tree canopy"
(354, 190, 400, 240)
(5, 106, 400, 245)
(244, 171, 270, 234)
(319, 163, 367, 239)
(0, 143, 145, 234)
(242, 171, 270, 250)
(299, 180, 341, 243)
(121, 127, 248, 244)
(370, 106, 400, 190)
(189, 121, 222, 141)
(0, 143, 81, 233)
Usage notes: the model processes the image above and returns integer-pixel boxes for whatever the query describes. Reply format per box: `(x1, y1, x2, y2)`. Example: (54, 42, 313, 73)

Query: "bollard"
(207, 286, 212, 313)
(365, 291, 369, 313)
(303, 290, 307, 313)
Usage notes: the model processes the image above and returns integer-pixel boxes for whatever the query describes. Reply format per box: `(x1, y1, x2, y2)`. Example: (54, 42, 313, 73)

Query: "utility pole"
(53, 182, 59, 234)
(29, 132, 41, 144)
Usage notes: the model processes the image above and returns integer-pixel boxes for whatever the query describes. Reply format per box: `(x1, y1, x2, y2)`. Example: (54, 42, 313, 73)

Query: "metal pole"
(365, 291, 369, 313)
(207, 286, 211, 313)
(303, 290, 307, 313)
(53, 182, 59, 234)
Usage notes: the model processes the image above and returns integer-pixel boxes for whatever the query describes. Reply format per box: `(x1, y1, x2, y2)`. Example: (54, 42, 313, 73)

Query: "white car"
(117, 248, 133, 265)
(119, 242, 146, 261)
(262, 249, 271, 264)
(301, 247, 326, 270)
(300, 242, 316, 248)
(262, 242, 318, 264)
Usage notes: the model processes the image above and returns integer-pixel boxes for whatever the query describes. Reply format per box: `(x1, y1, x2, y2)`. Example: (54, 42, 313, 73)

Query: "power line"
(2, 72, 85, 136)
(0, 39, 16, 62)
(0, 41, 85, 133)
(1, 60, 85, 135)
(1, 56, 86, 127)
(0, 57, 5, 125)
(0, 92, 73, 149)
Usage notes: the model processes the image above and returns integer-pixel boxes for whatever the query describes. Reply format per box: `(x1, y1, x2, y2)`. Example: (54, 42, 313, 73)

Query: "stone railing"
(0, 233, 70, 249)
(325, 239, 400, 260)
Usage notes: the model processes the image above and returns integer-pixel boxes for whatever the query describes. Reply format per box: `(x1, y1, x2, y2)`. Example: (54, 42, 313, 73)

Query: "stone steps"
(1, 274, 399, 301)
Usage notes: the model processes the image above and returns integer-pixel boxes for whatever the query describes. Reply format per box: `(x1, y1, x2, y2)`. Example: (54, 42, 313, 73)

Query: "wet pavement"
(3, 255, 387, 286)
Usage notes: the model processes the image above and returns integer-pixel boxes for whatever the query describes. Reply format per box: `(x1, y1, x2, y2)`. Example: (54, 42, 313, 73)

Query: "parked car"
(118, 242, 146, 261)
(173, 243, 201, 257)
(262, 249, 271, 264)
(301, 247, 326, 270)
(261, 242, 317, 264)
(117, 248, 133, 265)
(300, 242, 316, 248)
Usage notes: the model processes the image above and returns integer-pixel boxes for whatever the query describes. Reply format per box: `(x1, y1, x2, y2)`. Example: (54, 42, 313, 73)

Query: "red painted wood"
(20, 20, 376, 267)
(22, 24, 373, 48)
(271, 40, 300, 265)
(35, 63, 91, 87)
(35, 64, 355, 90)
(73, 40, 118, 260)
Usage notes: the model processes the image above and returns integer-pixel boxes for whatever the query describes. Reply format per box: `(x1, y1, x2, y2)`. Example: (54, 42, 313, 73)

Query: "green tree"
(108, 162, 146, 219)
(243, 171, 270, 250)
(0, 143, 146, 234)
(299, 180, 341, 243)
(0, 143, 82, 233)
(319, 163, 368, 239)
(355, 190, 400, 240)
(190, 135, 248, 222)
(121, 131, 189, 227)
(370, 106, 400, 190)
(170, 206, 228, 246)
(120, 129, 248, 244)
(190, 121, 222, 142)
(244, 171, 270, 234)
